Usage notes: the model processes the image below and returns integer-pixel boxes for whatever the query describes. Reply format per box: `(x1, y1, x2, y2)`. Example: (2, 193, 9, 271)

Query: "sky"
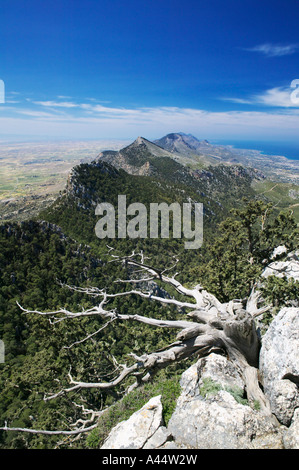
(0, 0, 299, 148)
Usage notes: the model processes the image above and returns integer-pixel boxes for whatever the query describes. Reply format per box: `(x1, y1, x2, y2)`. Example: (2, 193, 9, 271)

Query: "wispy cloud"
(254, 86, 298, 107)
(57, 95, 72, 99)
(245, 43, 299, 57)
(33, 100, 78, 108)
(1, 101, 299, 142)
(5, 100, 21, 104)
(2, 92, 299, 141)
(221, 97, 253, 105)
(222, 85, 299, 108)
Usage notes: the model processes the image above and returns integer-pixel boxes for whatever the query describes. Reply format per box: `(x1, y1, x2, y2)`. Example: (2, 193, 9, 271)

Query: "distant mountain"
(97, 135, 227, 172)
(156, 132, 299, 184)
(96, 137, 175, 176)
(154, 132, 248, 167)
(95, 135, 262, 194)
(154, 132, 210, 156)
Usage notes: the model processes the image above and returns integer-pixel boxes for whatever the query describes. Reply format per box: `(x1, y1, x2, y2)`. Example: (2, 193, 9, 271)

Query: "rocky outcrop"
(166, 354, 283, 449)
(99, 305, 298, 450)
(98, 151, 157, 176)
(101, 354, 286, 449)
(259, 307, 299, 426)
(101, 396, 164, 449)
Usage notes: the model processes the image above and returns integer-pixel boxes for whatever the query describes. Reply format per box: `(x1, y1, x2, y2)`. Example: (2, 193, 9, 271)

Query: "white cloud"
(222, 85, 299, 108)
(33, 100, 79, 108)
(245, 43, 299, 57)
(57, 95, 73, 99)
(1, 103, 299, 142)
(254, 87, 298, 107)
(2, 93, 299, 141)
(220, 97, 253, 105)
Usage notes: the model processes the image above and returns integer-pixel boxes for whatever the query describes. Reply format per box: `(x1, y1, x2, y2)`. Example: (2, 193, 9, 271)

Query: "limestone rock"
(283, 408, 299, 449)
(271, 245, 288, 260)
(99, 343, 298, 449)
(143, 426, 172, 449)
(167, 354, 284, 449)
(197, 352, 244, 391)
(101, 395, 163, 449)
(259, 307, 299, 426)
(262, 250, 299, 282)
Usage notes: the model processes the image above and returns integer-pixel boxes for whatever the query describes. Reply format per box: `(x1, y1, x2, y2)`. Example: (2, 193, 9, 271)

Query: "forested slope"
(0, 153, 297, 448)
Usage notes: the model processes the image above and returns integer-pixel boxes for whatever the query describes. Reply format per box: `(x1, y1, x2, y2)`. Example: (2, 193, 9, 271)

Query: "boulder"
(101, 395, 163, 449)
(283, 408, 299, 449)
(143, 426, 173, 449)
(259, 307, 299, 426)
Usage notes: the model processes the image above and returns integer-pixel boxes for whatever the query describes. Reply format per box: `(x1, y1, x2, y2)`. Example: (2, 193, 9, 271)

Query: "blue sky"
(1, 0, 299, 146)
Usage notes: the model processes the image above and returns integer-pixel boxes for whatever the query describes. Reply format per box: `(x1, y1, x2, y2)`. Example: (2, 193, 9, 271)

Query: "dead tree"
(1, 250, 274, 437)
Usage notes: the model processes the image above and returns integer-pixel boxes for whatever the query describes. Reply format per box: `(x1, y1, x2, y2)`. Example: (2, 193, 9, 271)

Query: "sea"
(213, 140, 299, 161)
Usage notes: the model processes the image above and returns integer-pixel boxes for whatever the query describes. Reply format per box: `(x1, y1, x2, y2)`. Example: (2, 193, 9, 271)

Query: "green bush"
(199, 377, 222, 398)
(199, 378, 248, 406)
(86, 372, 181, 448)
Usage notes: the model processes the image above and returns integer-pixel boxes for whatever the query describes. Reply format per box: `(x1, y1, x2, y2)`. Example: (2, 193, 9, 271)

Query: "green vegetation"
(199, 378, 248, 406)
(261, 275, 299, 310)
(86, 368, 182, 448)
(192, 199, 298, 302)
(254, 400, 261, 411)
(251, 179, 299, 223)
(199, 377, 222, 397)
(0, 154, 298, 449)
(0, 218, 186, 449)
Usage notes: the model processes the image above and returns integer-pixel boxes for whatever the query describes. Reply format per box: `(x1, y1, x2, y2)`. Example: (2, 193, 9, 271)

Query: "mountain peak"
(154, 132, 203, 155)
(133, 136, 150, 146)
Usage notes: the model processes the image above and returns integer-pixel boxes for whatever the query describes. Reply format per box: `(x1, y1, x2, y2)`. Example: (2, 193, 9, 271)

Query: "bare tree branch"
(4, 252, 278, 438)
(0, 421, 99, 435)
(63, 318, 117, 350)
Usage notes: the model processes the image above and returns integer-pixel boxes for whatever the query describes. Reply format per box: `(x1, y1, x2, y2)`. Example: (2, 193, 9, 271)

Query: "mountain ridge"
(154, 132, 299, 184)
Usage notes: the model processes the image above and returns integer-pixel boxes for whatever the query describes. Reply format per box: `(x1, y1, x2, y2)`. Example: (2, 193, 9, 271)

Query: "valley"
(0, 139, 129, 222)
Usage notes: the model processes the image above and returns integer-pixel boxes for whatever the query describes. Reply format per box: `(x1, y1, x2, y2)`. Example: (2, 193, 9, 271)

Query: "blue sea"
(213, 140, 299, 161)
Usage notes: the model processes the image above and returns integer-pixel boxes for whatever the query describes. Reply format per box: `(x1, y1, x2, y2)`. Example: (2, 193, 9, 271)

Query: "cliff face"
(100, 306, 299, 449)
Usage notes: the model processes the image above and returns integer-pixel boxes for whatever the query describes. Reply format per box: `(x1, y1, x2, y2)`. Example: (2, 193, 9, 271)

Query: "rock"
(167, 354, 284, 449)
(101, 395, 163, 449)
(99, 353, 290, 449)
(271, 245, 288, 260)
(262, 250, 299, 281)
(143, 426, 172, 449)
(283, 408, 299, 449)
(198, 352, 244, 391)
(259, 307, 299, 426)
